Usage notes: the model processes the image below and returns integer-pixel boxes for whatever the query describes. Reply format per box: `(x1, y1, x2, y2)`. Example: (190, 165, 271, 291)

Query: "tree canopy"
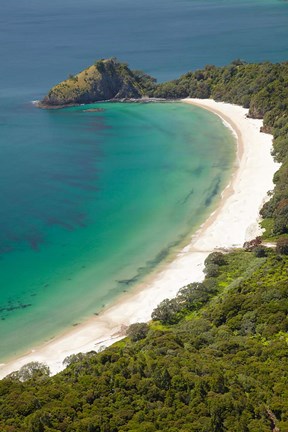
(1, 249, 288, 431)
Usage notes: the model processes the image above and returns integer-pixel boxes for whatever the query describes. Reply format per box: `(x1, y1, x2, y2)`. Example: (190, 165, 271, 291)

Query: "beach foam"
(0, 99, 279, 379)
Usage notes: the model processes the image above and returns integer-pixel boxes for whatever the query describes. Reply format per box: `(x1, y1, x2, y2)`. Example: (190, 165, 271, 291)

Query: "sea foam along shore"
(0, 98, 279, 379)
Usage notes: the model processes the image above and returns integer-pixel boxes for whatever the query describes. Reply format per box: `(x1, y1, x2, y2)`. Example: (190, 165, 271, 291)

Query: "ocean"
(0, 0, 287, 361)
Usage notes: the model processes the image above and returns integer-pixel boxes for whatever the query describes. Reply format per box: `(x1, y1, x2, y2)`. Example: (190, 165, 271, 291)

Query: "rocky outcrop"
(39, 58, 153, 108)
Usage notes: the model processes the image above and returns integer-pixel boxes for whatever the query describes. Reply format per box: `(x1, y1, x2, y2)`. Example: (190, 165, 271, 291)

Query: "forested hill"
(151, 60, 288, 127)
(1, 247, 288, 431)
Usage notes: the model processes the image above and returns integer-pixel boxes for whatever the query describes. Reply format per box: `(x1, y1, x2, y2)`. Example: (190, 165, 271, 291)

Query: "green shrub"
(253, 246, 268, 258)
(204, 252, 227, 267)
(126, 323, 149, 341)
(204, 263, 220, 277)
(276, 238, 288, 255)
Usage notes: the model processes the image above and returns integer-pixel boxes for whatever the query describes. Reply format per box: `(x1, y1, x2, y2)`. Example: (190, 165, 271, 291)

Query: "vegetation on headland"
(40, 58, 156, 107)
(1, 59, 286, 430)
(1, 247, 288, 431)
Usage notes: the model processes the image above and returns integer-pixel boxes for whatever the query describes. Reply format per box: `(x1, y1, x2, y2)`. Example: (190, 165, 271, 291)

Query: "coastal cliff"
(39, 58, 156, 108)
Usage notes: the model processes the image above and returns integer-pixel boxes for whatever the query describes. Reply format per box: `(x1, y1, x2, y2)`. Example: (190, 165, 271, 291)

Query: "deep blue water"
(0, 0, 287, 361)
(1, 0, 287, 95)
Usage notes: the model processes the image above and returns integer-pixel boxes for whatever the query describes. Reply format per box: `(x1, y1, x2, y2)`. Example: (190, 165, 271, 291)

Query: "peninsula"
(38, 58, 156, 108)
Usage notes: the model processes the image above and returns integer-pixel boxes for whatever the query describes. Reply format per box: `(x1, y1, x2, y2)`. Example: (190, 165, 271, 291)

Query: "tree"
(276, 238, 288, 255)
(151, 298, 180, 324)
(204, 252, 227, 267)
(8, 362, 50, 382)
(126, 323, 149, 342)
(254, 246, 268, 258)
(204, 263, 220, 278)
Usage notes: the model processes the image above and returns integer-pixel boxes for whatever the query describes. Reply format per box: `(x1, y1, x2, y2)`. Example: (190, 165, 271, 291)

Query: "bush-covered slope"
(150, 61, 288, 126)
(1, 248, 288, 432)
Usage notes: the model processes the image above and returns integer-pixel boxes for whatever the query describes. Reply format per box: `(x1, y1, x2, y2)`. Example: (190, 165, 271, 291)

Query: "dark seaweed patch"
(204, 177, 221, 207)
(0, 302, 32, 320)
(117, 234, 188, 289)
(179, 188, 194, 206)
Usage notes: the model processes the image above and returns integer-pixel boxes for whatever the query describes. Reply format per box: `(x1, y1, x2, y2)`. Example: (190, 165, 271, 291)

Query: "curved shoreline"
(0, 99, 279, 379)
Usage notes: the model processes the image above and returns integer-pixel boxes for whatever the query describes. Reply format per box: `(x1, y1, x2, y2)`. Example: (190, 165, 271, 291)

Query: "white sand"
(0, 99, 279, 379)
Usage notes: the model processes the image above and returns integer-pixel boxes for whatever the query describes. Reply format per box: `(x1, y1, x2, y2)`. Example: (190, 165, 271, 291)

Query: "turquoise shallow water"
(0, 0, 287, 362)
(0, 102, 235, 360)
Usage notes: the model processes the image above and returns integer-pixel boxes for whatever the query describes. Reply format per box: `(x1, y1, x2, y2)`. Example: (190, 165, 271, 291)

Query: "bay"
(0, 102, 235, 360)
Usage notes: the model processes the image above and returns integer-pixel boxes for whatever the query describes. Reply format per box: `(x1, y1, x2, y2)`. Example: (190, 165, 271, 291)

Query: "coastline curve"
(0, 99, 279, 379)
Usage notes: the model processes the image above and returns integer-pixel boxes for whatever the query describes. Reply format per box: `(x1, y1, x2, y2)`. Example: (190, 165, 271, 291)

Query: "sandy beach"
(0, 98, 279, 379)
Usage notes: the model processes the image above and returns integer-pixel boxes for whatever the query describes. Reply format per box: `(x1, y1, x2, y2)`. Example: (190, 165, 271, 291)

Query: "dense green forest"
(1, 61, 288, 431)
(1, 248, 288, 431)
